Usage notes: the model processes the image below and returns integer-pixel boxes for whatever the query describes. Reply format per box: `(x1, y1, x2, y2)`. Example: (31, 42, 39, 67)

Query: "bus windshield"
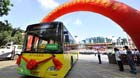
(23, 22, 62, 53)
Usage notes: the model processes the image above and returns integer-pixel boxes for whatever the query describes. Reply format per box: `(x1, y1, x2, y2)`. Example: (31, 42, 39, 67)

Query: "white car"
(0, 45, 22, 60)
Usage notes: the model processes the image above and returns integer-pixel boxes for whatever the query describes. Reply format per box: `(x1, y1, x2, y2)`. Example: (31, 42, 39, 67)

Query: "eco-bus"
(16, 22, 79, 78)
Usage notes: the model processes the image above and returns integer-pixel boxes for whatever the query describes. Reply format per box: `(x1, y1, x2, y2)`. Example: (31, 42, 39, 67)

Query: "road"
(0, 54, 139, 78)
(67, 54, 139, 78)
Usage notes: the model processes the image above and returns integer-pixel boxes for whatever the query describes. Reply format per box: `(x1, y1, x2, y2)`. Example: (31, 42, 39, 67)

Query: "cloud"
(74, 19, 82, 25)
(37, 0, 59, 9)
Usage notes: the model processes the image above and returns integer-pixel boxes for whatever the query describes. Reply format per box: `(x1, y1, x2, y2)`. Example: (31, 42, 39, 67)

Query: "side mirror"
(65, 35, 69, 43)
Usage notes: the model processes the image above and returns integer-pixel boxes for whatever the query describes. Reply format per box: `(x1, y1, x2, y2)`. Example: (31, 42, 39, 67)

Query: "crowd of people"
(114, 46, 140, 74)
(96, 45, 140, 74)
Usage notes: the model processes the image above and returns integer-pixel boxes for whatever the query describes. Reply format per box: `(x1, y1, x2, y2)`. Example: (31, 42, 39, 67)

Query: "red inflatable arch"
(41, 0, 140, 50)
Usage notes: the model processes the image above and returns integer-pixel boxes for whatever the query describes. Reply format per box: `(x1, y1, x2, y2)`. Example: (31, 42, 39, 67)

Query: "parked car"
(0, 42, 22, 60)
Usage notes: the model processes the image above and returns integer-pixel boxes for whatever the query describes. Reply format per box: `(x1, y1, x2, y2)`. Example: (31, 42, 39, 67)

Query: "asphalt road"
(0, 60, 21, 78)
(0, 54, 139, 78)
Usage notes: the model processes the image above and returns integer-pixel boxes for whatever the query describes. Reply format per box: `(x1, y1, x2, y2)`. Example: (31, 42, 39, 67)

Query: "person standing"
(134, 48, 140, 66)
(97, 49, 102, 64)
(123, 46, 137, 74)
(114, 48, 124, 71)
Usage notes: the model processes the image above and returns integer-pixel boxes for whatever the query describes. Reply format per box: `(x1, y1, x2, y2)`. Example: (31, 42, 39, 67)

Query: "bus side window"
(65, 35, 69, 43)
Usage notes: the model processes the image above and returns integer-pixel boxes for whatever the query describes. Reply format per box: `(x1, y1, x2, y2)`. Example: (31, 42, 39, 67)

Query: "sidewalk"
(66, 54, 140, 78)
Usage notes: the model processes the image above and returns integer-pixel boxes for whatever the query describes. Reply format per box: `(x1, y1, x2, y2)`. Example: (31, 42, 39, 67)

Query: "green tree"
(0, 0, 15, 47)
(0, 0, 13, 16)
(0, 20, 12, 31)
(12, 30, 24, 45)
(0, 21, 13, 46)
(0, 25, 24, 46)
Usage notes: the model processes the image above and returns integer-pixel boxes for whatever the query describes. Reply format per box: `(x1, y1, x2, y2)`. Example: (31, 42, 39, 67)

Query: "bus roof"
(26, 21, 63, 32)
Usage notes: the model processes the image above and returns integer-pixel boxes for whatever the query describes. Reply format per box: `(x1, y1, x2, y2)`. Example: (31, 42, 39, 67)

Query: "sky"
(0, 0, 140, 41)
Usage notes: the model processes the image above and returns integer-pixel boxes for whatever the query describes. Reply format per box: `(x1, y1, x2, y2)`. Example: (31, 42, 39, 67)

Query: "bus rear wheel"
(71, 56, 73, 67)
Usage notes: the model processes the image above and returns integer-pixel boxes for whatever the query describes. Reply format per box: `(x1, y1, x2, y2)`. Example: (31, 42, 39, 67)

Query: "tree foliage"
(0, 21, 24, 47)
(0, 0, 24, 47)
(0, 0, 13, 16)
(0, 20, 12, 46)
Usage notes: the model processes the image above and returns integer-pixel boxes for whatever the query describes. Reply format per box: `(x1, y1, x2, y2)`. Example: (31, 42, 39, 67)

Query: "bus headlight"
(48, 66, 57, 71)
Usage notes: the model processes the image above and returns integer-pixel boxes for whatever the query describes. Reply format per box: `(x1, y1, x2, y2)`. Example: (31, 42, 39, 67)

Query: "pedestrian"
(133, 48, 140, 66)
(123, 46, 137, 74)
(114, 48, 124, 71)
(97, 49, 102, 64)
